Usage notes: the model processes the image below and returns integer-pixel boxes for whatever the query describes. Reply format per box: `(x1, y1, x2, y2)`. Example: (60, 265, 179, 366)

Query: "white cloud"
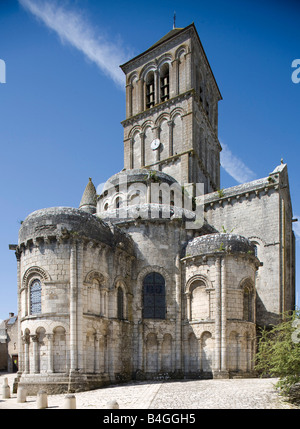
(220, 142, 256, 184)
(19, 0, 130, 88)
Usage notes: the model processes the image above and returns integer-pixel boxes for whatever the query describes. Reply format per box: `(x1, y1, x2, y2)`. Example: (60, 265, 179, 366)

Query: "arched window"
(30, 279, 42, 314)
(250, 241, 258, 257)
(160, 63, 169, 102)
(117, 286, 124, 320)
(115, 197, 122, 209)
(143, 272, 165, 319)
(146, 71, 155, 109)
(243, 285, 253, 322)
(190, 280, 209, 320)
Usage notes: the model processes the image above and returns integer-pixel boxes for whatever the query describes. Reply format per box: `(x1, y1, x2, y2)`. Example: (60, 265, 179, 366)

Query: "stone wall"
(203, 164, 294, 326)
(121, 24, 222, 193)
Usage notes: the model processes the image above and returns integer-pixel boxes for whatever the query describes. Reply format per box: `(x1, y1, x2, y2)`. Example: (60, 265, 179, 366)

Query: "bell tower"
(120, 23, 222, 193)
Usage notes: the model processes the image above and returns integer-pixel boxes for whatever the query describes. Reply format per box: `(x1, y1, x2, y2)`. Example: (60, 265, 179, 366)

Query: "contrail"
(19, 0, 131, 89)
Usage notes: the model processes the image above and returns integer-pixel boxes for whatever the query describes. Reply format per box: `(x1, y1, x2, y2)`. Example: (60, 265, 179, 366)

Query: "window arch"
(160, 63, 169, 102)
(146, 71, 155, 109)
(190, 280, 209, 320)
(243, 285, 253, 322)
(30, 279, 42, 314)
(240, 278, 254, 322)
(250, 240, 259, 257)
(115, 196, 121, 209)
(143, 272, 166, 319)
(117, 286, 124, 320)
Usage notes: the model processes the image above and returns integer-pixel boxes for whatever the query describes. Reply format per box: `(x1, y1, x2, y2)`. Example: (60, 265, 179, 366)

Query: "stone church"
(13, 23, 295, 394)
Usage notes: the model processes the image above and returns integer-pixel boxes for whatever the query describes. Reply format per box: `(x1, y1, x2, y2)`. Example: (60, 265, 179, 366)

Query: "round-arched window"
(30, 279, 42, 314)
(117, 286, 124, 320)
(143, 272, 165, 319)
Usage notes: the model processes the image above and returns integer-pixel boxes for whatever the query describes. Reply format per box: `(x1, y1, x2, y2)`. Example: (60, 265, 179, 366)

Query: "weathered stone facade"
(0, 314, 18, 373)
(13, 23, 295, 394)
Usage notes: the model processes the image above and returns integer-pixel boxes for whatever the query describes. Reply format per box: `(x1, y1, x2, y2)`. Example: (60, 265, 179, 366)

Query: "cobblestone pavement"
(0, 372, 298, 410)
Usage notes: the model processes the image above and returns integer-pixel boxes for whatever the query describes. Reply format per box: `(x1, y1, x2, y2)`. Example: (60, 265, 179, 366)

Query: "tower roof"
(79, 178, 97, 214)
(149, 27, 185, 49)
(120, 23, 222, 100)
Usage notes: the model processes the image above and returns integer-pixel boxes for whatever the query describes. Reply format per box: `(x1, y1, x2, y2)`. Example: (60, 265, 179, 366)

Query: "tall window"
(243, 286, 253, 322)
(205, 100, 209, 116)
(143, 272, 165, 319)
(199, 86, 203, 103)
(115, 197, 122, 209)
(146, 72, 155, 109)
(117, 286, 124, 320)
(160, 64, 169, 102)
(30, 279, 42, 314)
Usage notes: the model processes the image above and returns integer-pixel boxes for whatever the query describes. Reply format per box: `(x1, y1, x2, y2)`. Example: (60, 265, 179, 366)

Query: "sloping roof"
(120, 23, 222, 100)
(149, 27, 185, 49)
(79, 178, 97, 209)
(120, 25, 192, 71)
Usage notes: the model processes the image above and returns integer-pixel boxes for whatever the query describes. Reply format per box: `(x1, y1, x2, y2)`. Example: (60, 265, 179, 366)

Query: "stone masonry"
(12, 23, 295, 394)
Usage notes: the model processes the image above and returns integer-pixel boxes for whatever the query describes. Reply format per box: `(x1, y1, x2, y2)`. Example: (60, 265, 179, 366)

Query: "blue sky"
(0, 0, 299, 320)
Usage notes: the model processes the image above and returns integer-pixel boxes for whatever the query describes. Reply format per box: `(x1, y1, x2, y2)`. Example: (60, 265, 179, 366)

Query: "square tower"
(120, 23, 222, 193)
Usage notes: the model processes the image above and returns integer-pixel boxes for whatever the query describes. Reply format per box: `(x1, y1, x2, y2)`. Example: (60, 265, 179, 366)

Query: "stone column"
(31, 335, 39, 374)
(76, 241, 84, 370)
(138, 321, 144, 372)
(126, 83, 132, 118)
(46, 334, 54, 373)
(99, 334, 105, 373)
(183, 336, 189, 374)
(167, 120, 174, 157)
(155, 70, 160, 105)
(16, 249, 22, 374)
(70, 241, 78, 372)
(175, 254, 182, 372)
(221, 258, 228, 374)
(198, 336, 203, 371)
(130, 137, 134, 169)
(108, 322, 115, 380)
(171, 58, 179, 97)
(22, 335, 30, 374)
(138, 78, 144, 112)
(140, 132, 145, 167)
(157, 337, 163, 372)
(214, 257, 221, 372)
(186, 292, 191, 320)
(184, 50, 192, 90)
(143, 331, 147, 372)
(94, 334, 100, 373)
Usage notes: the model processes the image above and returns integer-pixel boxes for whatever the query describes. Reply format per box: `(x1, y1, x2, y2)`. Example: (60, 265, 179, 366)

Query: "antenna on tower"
(173, 11, 176, 29)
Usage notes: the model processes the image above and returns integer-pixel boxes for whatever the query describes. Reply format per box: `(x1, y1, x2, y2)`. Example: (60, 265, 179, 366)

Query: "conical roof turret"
(79, 177, 97, 214)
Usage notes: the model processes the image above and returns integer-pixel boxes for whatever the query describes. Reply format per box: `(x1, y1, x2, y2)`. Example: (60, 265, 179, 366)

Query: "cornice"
(121, 89, 193, 128)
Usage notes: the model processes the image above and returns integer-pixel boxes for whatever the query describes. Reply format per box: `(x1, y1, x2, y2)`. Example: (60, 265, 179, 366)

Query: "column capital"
(21, 335, 30, 345)
(30, 335, 38, 342)
(94, 333, 100, 342)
